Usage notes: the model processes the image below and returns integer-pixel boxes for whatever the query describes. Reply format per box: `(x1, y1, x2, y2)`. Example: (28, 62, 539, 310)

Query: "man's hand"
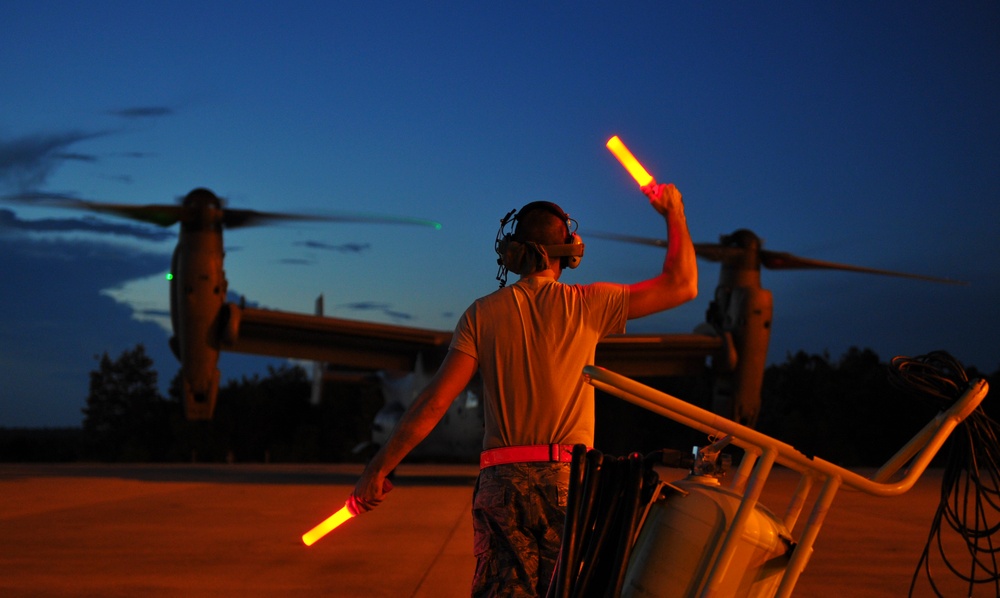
(351, 470, 392, 513)
(641, 182, 683, 217)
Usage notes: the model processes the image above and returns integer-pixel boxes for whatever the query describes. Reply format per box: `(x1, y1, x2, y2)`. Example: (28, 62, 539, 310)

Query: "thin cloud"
(108, 106, 174, 118)
(0, 131, 109, 191)
(100, 174, 135, 184)
(295, 240, 371, 253)
(340, 301, 414, 321)
(0, 208, 174, 242)
(342, 301, 391, 311)
(52, 152, 98, 163)
(383, 309, 414, 321)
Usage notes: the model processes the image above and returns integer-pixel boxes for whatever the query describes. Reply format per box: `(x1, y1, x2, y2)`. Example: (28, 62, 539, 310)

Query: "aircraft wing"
(220, 302, 721, 377)
(596, 333, 722, 377)
(220, 303, 453, 371)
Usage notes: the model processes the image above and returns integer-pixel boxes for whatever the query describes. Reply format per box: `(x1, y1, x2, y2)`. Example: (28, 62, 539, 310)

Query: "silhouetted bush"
(82, 344, 179, 462)
(758, 347, 944, 466)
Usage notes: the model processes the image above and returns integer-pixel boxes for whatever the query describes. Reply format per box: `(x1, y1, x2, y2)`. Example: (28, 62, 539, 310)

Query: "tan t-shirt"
(451, 276, 628, 450)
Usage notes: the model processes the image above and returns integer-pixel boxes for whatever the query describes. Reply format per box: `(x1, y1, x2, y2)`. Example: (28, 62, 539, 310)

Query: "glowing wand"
(301, 498, 361, 546)
(606, 135, 655, 187)
(302, 480, 393, 547)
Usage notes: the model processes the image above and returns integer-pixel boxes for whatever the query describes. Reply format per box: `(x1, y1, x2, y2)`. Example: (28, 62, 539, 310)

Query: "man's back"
(451, 276, 628, 449)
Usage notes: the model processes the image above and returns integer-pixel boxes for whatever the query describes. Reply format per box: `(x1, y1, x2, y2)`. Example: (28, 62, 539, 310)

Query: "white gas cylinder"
(622, 476, 793, 598)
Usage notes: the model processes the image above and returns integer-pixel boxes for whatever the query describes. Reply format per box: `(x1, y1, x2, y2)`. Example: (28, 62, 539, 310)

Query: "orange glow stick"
(606, 135, 655, 187)
(302, 502, 357, 546)
(302, 480, 392, 547)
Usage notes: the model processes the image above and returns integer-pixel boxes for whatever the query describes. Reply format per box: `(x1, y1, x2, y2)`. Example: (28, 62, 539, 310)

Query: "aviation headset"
(494, 201, 585, 287)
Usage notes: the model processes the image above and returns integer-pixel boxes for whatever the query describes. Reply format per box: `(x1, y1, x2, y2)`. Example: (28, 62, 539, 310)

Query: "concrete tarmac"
(0, 463, 991, 597)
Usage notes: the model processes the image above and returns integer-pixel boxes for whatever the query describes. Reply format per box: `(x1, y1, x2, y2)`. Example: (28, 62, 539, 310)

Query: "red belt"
(480, 444, 588, 469)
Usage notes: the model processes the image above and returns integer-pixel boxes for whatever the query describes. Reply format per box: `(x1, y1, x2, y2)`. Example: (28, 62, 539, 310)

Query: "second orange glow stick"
(606, 135, 655, 187)
(302, 502, 356, 546)
(301, 479, 393, 547)
(302, 496, 367, 546)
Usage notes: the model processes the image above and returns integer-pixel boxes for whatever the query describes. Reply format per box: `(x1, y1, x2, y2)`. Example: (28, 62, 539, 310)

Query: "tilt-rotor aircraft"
(8, 188, 962, 431)
(3, 138, 963, 443)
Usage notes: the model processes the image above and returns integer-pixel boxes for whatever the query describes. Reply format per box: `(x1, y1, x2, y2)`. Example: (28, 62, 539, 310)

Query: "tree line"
(1, 344, 996, 466)
(1, 344, 382, 464)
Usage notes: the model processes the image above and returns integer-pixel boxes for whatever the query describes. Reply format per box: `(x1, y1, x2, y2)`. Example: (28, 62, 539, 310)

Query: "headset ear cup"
(563, 233, 583, 269)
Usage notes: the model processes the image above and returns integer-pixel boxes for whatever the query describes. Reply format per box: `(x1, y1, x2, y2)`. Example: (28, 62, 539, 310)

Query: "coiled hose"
(888, 351, 999, 597)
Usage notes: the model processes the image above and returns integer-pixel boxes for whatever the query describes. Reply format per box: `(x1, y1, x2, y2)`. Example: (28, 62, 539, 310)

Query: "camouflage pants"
(471, 462, 571, 598)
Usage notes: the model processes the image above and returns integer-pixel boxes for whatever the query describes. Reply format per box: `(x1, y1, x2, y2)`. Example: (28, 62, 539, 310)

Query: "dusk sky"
(2, 2, 998, 428)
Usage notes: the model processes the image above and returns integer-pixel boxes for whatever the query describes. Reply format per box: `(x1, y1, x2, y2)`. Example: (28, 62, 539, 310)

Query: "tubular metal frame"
(583, 365, 990, 598)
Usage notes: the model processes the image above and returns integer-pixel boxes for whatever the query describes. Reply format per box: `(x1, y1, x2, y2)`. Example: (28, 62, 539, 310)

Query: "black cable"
(888, 352, 1000, 597)
(550, 444, 590, 598)
(549, 448, 654, 597)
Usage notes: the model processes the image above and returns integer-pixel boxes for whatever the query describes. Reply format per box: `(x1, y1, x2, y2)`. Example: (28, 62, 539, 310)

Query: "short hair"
(512, 202, 570, 247)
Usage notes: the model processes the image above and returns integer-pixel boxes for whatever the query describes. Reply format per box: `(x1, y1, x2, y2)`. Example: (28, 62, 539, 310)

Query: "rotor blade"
(74, 202, 183, 227)
(2, 192, 443, 231)
(223, 209, 333, 229)
(1, 191, 82, 203)
(759, 250, 968, 285)
(1, 192, 183, 226)
(223, 209, 443, 230)
(586, 231, 738, 262)
(586, 231, 666, 248)
(587, 230, 967, 285)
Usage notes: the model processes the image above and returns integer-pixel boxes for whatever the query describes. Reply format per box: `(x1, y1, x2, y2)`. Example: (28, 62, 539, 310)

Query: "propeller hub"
(721, 229, 761, 252)
(182, 188, 224, 210)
